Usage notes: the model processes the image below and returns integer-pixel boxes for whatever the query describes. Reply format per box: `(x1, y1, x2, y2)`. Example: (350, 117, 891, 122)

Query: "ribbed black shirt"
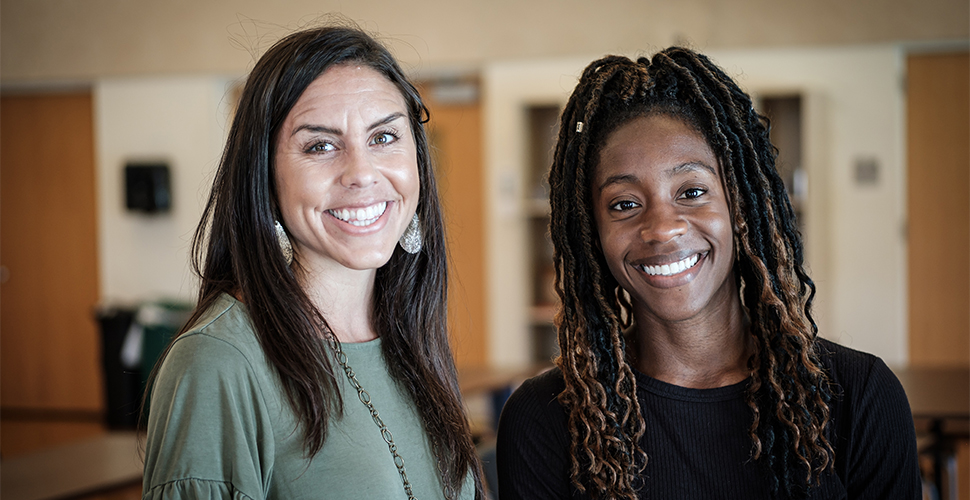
(496, 339, 921, 499)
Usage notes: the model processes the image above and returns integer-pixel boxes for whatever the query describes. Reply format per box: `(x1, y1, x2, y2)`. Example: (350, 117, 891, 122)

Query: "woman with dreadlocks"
(496, 48, 920, 500)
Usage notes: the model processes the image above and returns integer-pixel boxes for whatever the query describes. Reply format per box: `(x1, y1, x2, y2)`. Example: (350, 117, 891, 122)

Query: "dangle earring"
(398, 213, 422, 254)
(275, 220, 293, 265)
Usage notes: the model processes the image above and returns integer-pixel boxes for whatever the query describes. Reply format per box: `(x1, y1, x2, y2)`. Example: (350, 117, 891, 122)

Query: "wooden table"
(1, 431, 142, 500)
(894, 366, 970, 500)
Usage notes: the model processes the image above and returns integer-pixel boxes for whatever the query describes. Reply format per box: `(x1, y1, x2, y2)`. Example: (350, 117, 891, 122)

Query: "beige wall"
(2, 0, 968, 84)
(94, 76, 234, 305)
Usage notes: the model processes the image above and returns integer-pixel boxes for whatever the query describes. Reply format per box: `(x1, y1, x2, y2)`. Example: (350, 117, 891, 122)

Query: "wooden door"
(422, 84, 488, 370)
(906, 52, 970, 368)
(1, 92, 104, 456)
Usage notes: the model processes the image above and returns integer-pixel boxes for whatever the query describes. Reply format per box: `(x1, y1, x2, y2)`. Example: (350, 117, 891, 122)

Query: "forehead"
(287, 64, 407, 119)
(595, 114, 717, 178)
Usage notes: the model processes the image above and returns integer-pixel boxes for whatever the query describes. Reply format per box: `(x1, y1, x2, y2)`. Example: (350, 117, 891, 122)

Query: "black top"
(496, 339, 921, 499)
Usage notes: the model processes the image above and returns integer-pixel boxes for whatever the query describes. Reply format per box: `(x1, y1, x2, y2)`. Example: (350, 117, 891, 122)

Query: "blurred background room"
(1, 0, 967, 498)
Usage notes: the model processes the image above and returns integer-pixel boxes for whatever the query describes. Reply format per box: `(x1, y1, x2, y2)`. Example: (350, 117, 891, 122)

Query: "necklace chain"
(324, 333, 419, 500)
(325, 333, 458, 499)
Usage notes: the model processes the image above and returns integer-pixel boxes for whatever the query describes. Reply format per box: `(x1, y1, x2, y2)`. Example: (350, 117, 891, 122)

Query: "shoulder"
(815, 337, 910, 414)
(814, 337, 902, 402)
(152, 294, 278, 411)
(160, 295, 266, 377)
(815, 337, 881, 374)
(497, 368, 576, 499)
(513, 366, 567, 400)
(496, 366, 570, 456)
(181, 294, 262, 354)
(815, 340, 921, 496)
(501, 367, 567, 423)
(144, 296, 280, 498)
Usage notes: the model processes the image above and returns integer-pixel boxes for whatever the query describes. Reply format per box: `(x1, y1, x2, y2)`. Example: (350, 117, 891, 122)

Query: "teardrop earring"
(398, 214, 422, 254)
(275, 220, 293, 265)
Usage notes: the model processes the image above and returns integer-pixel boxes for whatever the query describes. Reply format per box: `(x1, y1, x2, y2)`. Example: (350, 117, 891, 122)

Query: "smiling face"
(591, 113, 737, 326)
(274, 64, 420, 275)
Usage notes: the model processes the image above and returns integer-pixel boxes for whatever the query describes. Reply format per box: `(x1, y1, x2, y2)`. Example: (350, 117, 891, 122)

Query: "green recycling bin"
(138, 301, 192, 417)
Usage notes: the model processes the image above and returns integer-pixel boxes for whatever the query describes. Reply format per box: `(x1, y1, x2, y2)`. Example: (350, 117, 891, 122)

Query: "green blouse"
(143, 294, 473, 499)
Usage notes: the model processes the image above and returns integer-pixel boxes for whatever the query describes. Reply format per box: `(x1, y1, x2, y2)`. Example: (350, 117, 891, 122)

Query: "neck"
(299, 262, 378, 344)
(630, 294, 752, 389)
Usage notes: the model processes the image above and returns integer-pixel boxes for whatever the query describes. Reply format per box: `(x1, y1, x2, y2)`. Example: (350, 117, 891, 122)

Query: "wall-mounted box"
(125, 163, 170, 213)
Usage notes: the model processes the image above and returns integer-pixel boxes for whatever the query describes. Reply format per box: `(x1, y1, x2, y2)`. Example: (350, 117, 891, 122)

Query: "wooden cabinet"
(525, 105, 561, 363)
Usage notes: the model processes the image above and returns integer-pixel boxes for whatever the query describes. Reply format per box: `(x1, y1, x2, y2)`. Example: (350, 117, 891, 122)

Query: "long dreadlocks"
(548, 48, 834, 499)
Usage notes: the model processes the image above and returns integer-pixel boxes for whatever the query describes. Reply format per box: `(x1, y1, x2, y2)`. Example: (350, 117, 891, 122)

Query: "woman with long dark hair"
(497, 48, 920, 499)
(143, 25, 484, 499)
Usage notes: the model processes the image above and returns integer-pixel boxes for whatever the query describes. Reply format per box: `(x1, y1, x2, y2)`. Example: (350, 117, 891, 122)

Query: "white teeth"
(328, 201, 387, 227)
(640, 253, 700, 276)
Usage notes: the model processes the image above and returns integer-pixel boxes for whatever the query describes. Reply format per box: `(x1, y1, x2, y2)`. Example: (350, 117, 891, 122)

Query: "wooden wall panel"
(906, 52, 970, 368)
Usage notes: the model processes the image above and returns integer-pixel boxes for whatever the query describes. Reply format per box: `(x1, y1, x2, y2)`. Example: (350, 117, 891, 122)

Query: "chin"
(343, 250, 398, 271)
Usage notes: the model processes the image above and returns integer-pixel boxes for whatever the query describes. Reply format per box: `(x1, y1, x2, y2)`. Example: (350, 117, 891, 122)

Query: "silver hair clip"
(576, 121, 584, 133)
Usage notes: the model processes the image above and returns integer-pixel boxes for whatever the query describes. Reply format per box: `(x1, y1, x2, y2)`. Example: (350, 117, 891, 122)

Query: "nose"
(339, 145, 380, 188)
(639, 201, 688, 244)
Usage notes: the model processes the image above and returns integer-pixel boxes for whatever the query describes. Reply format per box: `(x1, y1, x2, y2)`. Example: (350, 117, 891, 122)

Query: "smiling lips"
(638, 253, 702, 277)
(327, 201, 387, 227)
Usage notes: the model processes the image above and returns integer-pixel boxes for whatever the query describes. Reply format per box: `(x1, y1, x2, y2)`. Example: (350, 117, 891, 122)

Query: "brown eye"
(682, 188, 706, 199)
(306, 141, 336, 154)
(372, 132, 397, 145)
(610, 200, 639, 211)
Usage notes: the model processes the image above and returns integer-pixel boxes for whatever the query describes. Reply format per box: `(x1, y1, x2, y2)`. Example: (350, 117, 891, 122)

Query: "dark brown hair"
(549, 48, 833, 499)
(154, 25, 483, 498)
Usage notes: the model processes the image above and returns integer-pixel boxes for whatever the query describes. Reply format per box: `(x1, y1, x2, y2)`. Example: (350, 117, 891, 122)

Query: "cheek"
(706, 204, 737, 264)
(277, 170, 312, 203)
(596, 227, 628, 281)
(391, 157, 421, 202)
(713, 205, 735, 245)
(380, 137, 419, 188)
(275, 165, 333, 221)
(590, 205, 624, 276)
(405, 165, 421, 197)
(392, 174, 420, 216)
(273, 160, 297, 215)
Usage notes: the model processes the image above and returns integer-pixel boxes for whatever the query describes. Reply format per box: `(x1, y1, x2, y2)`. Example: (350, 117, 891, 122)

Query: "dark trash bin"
(96, 307, 141, 430)
(96, 301, 191, 428)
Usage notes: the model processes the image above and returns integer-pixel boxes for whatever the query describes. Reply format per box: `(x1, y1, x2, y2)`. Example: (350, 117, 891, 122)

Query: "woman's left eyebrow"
(667, 161, 716, 177)
(368, 112, 406, 131)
